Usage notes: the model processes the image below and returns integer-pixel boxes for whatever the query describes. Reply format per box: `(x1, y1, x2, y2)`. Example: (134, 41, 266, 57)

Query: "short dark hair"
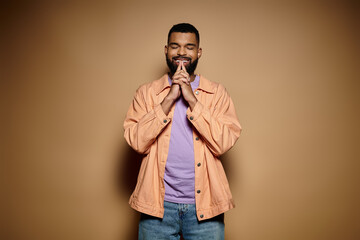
(167, 23, 200, 45)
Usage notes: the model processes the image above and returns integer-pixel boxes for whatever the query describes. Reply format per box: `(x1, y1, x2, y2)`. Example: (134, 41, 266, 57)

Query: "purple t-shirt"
(164, 75, 200, 204)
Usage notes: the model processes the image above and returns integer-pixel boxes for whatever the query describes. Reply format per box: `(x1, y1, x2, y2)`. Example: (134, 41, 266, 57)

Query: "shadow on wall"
(116, 145, 143, 240)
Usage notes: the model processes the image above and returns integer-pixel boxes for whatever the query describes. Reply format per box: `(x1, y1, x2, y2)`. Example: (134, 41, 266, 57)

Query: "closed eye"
(169, 43, 179, 49)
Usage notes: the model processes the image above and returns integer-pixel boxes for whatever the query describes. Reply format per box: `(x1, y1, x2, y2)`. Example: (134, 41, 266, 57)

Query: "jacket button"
(200, 214, 204, 218)
(195, 137, 199, 141)
(197, 163, 201, 167)
(197, 190, 201, 194)
(163, 119, 167, 123)
(189, 116, 194, 120)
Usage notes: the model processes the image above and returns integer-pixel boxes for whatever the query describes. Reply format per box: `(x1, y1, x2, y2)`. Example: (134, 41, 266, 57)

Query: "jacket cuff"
(186, 101, 203, 122)
(154, 104, 171, 126)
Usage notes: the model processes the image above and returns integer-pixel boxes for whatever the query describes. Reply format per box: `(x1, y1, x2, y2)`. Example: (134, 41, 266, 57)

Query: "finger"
(173, 78, 188, 87)
(181, 60, 188, 73)
(172, 73, 183, 81)
(180, 79, 190, 85)
(172, 79, 182, 85)
(177, 76, 190, 85)
(174, 72, 188, 80)
(173, 71, 188, 80)
(176, 59, 182, 72)
(173, 64, 183, 79)
(179, 71, 189, 79)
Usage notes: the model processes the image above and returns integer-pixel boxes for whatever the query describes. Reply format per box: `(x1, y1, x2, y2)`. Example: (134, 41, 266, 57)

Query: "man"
(124, 23, 241, 240)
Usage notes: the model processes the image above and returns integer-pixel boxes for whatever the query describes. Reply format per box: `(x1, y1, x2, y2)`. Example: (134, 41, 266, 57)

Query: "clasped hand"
(168, 61, 197, 108)
(161, 61, 198, 115)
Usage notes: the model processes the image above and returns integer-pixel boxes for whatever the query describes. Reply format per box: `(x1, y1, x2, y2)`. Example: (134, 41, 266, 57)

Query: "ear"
(197, 47, 202, 59)
(164, 45, 168, 55)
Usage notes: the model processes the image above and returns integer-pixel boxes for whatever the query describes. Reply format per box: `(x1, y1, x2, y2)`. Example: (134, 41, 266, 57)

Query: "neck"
(189, 74, 196, 82)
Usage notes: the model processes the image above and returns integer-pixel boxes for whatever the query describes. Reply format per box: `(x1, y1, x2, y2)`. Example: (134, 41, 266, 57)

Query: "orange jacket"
(123, 74, 241, 221)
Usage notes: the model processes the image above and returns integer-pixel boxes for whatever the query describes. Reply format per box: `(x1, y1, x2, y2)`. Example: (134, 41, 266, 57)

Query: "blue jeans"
(138, 201, 224, 240)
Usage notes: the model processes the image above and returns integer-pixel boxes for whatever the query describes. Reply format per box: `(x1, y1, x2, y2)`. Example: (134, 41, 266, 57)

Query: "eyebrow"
(169, 42, 197, 47)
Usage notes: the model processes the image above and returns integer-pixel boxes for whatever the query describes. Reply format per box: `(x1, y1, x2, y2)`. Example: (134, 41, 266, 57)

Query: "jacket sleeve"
(186, 84, 241, 156)
(123, 86, 171, 154)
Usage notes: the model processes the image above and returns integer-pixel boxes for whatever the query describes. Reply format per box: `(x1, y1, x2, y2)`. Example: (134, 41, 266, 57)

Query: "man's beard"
(166, 57, 199, 76)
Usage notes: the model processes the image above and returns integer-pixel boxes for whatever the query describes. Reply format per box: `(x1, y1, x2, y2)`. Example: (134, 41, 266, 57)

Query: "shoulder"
(198, 75, 227, 95)
(136, 74, 169, 95)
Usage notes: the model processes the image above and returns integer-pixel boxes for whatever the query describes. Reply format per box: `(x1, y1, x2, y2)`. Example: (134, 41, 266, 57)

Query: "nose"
(178, 47, 186, 56)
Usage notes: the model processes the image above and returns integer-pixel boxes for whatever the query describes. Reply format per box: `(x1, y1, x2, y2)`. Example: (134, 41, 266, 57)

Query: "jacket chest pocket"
(197, 91, 215, 113)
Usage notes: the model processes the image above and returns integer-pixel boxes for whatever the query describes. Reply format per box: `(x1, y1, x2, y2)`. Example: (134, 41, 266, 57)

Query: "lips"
(173, 57, 191, 65)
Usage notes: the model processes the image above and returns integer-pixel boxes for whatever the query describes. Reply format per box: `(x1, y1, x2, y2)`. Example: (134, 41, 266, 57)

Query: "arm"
(124, 62, 188, 153)
(187, 84, 241, 156)
(124, 87, 171, 154)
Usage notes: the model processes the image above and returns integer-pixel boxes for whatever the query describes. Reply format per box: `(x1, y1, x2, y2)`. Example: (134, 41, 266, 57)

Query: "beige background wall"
(2, 0, 359, 239)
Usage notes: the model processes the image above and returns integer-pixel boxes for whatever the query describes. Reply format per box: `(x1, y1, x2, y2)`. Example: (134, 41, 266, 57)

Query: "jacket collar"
(154, 74, 216, 95)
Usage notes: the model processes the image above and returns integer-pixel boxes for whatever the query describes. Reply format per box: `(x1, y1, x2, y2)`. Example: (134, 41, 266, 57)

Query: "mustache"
(172, 56, 191, 61)
(166, 57, 198, 76)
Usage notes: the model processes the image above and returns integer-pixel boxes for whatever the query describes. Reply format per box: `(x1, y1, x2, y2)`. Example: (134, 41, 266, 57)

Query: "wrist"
(164, 94, 177, 103)
(161, 96, 175, 116)
(188, 98, 198, 111)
